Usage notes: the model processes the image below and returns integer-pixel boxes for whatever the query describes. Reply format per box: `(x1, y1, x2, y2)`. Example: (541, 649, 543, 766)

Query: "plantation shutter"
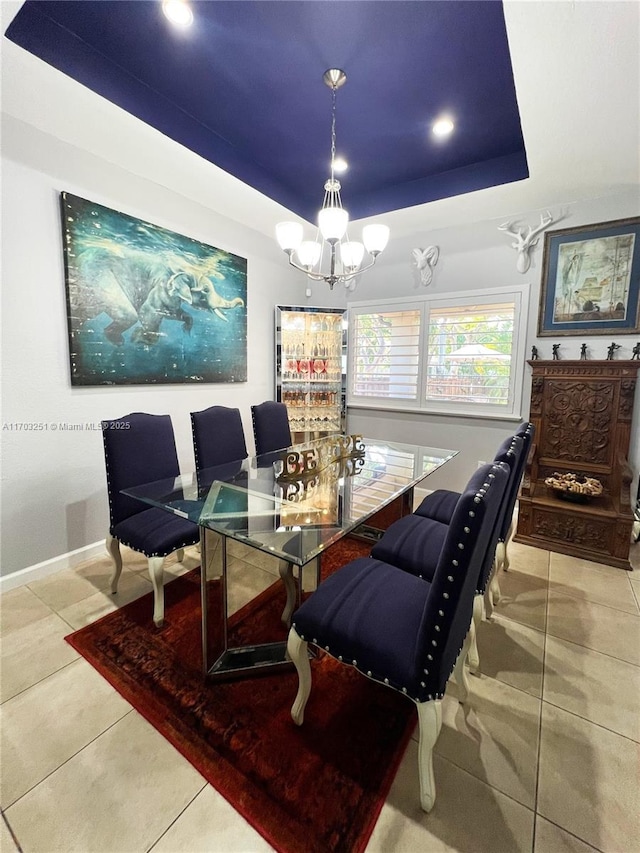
(424, 302, 515, 406)
(351, 309, 421, 401)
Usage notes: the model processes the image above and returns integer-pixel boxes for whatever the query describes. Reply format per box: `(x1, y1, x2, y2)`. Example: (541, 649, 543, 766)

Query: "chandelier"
(275, 69, 390, 291)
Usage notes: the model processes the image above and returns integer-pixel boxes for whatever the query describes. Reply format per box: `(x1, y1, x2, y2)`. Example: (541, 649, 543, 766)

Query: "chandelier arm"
(285, 253, 332, 282)
(341, 254, 381, 281)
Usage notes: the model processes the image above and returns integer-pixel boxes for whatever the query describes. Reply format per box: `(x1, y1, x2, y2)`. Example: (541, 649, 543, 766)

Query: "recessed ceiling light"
(332, 156, 348, 173)
(162, 0, 193, 28)
(432, 117, 454, 138)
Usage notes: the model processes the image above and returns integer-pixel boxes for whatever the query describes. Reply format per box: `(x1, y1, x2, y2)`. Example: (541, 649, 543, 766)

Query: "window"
(348, 285, 528, 419)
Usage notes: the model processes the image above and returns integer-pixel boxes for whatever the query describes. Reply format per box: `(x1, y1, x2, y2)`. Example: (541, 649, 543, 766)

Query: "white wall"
(0, 114, 346, 577)
(346, 190, 640, 495)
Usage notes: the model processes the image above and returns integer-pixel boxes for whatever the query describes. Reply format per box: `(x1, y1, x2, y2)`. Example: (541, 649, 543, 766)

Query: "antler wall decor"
(498, 210, 556, 273)
(412, 246, 440, 286)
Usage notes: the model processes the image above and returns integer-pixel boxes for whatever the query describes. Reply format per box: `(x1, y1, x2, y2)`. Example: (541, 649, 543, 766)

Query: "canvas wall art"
(538, 217, 640, 336)
(61, 192, 247, 385)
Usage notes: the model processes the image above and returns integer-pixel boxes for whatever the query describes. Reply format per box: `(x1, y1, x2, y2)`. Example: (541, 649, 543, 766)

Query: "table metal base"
(207, 641, 293, 681)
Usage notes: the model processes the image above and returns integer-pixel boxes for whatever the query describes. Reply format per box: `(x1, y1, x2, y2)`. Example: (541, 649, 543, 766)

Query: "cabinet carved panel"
(544, 380, 613, 464)
(514, 360, 638, 570)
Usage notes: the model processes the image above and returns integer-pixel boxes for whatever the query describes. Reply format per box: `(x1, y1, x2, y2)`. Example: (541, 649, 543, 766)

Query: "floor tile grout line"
(145, 782, 209, 853)
(434, 751, 538, 818)
(545, 585, 639, 616)
(3, 708, 135, 812)
(544, 626, 640, 670)
(547, 584, 640, 618)
(432, 740, 538, 813)
(539, 695, 640, 745)
(535, 814, 606, 853)
(1, 810, 24, 853)
(530, 551, 550, 853)
(0, 655, 81, 707)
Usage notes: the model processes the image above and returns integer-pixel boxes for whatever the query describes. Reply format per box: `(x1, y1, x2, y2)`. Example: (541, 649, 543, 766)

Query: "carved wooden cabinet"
(514, 360, 638, 569)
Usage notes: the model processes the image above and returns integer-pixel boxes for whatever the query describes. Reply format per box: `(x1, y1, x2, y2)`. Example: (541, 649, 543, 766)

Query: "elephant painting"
(72, 249, 245, 345)
(61, 192, 247, 385)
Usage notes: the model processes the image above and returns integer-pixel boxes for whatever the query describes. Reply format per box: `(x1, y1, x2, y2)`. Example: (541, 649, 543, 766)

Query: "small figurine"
(531, 345, 539, 360)
(606, 342, 621, 361)
(580, 343, 588, 360)
(632, 342, 640, 360)
(552, 343, 561, 360)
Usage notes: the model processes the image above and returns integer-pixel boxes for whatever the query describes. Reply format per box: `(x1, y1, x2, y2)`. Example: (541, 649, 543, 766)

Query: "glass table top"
(124, 434, 458, 566)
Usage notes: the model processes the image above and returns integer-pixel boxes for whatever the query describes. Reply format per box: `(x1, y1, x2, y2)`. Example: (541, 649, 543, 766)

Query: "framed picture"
(60, 192, 247, 385)
(537, 216, 640, 336)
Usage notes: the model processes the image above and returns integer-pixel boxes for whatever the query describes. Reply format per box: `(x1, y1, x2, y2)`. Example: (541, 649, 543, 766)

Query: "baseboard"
(0, 540, 107, 593)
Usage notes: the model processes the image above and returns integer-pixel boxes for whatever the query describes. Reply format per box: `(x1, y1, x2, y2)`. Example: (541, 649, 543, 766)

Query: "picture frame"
(60, 192, 247, 385)
(537, 216, 640, 336)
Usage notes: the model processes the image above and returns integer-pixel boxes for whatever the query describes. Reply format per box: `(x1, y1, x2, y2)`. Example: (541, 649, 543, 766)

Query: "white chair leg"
(106, 534, 123, 594)
(484, 556, 498, 620)
(416, 699, 443, 812)
(452, 627, 472, 703)
(502, 519, 514, 571)
(287, 628, 311, 725)
(279, 560, 297, 627)
(490, 569, 501, 605)
(468, 594, 483, 674)
(176, 548, 185, 563)
(148, 556, 166, 627)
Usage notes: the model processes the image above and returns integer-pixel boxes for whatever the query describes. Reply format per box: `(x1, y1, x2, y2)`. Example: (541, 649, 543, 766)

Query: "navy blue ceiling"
(5, 0, 528, 222)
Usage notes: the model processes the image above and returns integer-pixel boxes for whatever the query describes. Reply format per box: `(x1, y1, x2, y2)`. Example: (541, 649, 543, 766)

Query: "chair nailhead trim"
(452, 559, 459, 566)
(402, 687, 407, 693)
(469, 511, 475, 517)
(488, 473, 495, 479)
(352, 659, 357, 665)
(458, 543, 464, 550)
(338, 655, 343, 661)
(443, 592, 449, 599)
(474, 496, 481, 503)
(421, 681, 426, 687)
(431, 640, 437, 646)
(367, 670, 372, 676)
(435, 625, 440, 631)
(384, 678, 389, 684)
(325, 645, 330, 651)
(313, 638, 317, 644)
(300, 634, 305, 640)
(438, 610, 444, 616)
(447, 575, 454, 582)
(427, 654, 433, 660)
(464, 526, 470, 533)
(423, 668, 429, 674)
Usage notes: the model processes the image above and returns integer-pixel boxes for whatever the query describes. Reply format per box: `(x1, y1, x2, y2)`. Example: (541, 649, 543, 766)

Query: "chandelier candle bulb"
(362, 224, 390, 255)
(297, 241, 322, 268)
(276, 222, 303, 252)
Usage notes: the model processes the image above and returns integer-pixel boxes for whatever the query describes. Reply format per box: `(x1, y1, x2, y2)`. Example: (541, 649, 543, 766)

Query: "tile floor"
(1, 532, 639, 853)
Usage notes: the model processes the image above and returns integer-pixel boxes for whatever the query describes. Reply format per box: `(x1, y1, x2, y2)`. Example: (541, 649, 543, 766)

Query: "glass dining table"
(124, 434, 458, 680)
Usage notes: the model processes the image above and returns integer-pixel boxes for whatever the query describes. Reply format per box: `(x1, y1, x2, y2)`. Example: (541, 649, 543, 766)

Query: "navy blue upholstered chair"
(102, 412, 199, 627)
(497, 422, 535, 575)
(412, 422, 535, 612)
(287, 461, 509, 812)
(251, 401, 292, 457)
(190, 405, 248, 470)
(370, 435, 526, 672)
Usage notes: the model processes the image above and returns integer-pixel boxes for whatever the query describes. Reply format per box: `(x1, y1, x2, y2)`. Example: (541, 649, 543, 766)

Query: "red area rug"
(66, 538, 416, 853)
